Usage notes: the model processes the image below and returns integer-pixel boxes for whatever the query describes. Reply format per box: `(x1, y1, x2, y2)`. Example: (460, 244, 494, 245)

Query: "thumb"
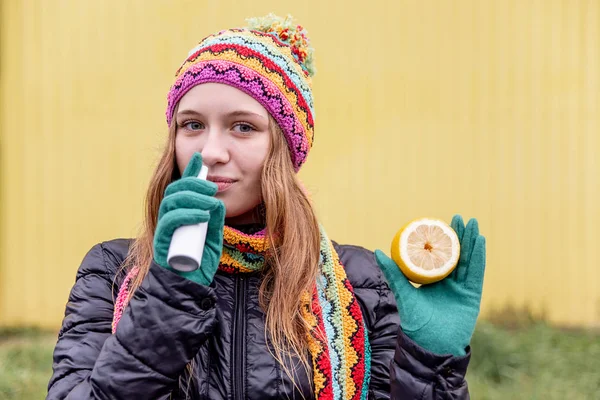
(375, 249, 432, 332)
(374, 250, 414, 295)
(181, 152, 204, 179)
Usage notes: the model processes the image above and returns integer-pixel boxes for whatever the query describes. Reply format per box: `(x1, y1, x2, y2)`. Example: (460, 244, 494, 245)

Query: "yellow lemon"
(391, 218, 460, 284)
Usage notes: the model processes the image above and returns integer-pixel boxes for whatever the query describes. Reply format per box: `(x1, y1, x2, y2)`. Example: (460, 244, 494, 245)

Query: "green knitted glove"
(375, 215, 486, 356)
(153, 152, 225, 286)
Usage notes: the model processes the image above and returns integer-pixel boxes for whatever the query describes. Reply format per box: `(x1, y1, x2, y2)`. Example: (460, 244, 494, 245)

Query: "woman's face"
(175, 83, 271, 224)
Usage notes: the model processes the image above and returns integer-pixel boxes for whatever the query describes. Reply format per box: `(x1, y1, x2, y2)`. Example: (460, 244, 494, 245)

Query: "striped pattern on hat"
(165, 15, 315, 171)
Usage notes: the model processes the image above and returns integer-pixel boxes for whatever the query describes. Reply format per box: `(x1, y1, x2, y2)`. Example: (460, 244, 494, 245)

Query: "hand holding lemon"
(375, 215, 486, 356)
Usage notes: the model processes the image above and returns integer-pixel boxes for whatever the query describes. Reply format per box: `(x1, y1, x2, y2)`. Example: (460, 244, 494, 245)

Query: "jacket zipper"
(232, 276, 246, 400)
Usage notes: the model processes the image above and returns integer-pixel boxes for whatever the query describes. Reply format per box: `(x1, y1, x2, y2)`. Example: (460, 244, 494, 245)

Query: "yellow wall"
(1, 0, 598, 329)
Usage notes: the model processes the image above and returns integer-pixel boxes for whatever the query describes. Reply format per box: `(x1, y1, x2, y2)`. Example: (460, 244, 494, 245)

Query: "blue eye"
(184, 121, 204, 131)
(233, 123, 255, 134)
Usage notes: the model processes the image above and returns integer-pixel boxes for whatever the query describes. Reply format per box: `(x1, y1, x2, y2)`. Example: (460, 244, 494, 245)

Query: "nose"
(200, 130, 229, 167)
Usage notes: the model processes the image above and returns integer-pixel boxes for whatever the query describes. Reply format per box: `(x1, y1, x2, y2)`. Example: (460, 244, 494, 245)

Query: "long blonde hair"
(121, 112, 321, 391)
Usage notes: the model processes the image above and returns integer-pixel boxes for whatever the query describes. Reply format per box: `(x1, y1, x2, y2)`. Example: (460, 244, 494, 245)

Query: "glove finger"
(181, 152, 204, 179)
(192, 199, 225, 281)
(462, 218, 480, 261)
(465, 235, 486, 293)
(448, 214, 465, 280)
(158, 191, 222, 221)
(455, 218, 479, 282)
(204, 199, 226, 254)
(165, 178, 218, 198)
(450, 214, 466, 241)
(153, 208, 209, 267)
(374, 250, 415, 296)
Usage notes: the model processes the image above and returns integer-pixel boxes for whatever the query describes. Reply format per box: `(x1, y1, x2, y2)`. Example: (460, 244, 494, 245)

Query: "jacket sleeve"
(47, 242, 218, 400)
(368, 282, 471, 400)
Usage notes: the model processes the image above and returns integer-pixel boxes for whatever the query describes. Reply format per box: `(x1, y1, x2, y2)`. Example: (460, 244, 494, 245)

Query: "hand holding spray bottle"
(166, 164, 210, 272)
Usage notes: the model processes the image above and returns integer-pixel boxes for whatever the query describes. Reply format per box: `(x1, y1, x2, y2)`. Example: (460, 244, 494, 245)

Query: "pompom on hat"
(165, 14, 316, 171)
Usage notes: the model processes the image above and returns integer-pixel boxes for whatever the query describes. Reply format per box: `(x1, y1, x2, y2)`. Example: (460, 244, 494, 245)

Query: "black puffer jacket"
(47, 239, 471, 399)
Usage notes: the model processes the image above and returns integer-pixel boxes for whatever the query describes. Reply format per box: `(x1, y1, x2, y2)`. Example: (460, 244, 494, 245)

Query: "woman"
(47, 14, 486, 400)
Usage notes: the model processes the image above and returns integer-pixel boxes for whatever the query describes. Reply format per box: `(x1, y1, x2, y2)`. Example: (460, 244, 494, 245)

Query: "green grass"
(1, 321, 599, 399)
(0, 329, 55, 400)
(467, 321, 600, 399)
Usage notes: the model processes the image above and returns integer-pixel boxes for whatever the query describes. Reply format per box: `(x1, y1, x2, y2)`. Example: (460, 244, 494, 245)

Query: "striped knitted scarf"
(112, 225, 371, 399)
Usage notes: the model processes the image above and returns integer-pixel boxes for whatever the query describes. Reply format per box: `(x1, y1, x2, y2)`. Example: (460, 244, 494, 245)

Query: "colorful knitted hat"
(165, 14, 316, 171)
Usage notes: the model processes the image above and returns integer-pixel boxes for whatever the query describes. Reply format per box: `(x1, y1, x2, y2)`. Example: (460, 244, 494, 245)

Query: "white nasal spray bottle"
(167, 165, 209, 272)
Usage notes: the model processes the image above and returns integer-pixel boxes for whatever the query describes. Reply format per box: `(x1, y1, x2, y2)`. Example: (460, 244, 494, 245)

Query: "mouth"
(208, 176, 237, 193)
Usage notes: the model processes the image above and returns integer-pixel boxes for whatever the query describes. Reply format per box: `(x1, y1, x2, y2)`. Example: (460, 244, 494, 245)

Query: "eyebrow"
(177, 109, 268, 121)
